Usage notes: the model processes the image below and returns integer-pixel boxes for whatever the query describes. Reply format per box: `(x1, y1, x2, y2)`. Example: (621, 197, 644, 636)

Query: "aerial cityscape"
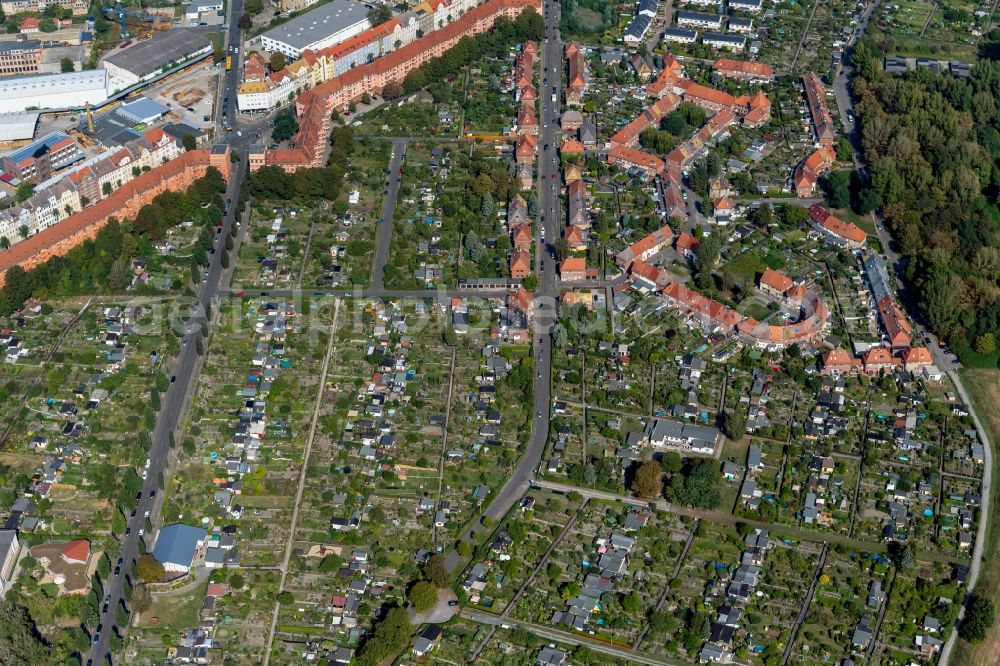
(0, 0, 999, 664)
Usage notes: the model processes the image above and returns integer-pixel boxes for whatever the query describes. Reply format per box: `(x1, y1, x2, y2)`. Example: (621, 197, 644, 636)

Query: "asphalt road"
(86, 158, 247, 665)
(372, 139, 408, 291)
(830, 0, 958, 373)
(444, 0, 563, 572)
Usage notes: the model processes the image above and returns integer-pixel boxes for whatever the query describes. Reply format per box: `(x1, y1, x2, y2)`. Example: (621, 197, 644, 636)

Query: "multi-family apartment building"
(0, 39, 41, 77)
(251, 0, 542, 172)
(0, 127, 182, 244)
(0, 0, 87, 16)
(0, 145, 231, 286)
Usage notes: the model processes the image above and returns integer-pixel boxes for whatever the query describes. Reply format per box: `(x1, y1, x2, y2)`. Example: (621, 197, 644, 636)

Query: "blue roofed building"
(152, 523, 207, 572)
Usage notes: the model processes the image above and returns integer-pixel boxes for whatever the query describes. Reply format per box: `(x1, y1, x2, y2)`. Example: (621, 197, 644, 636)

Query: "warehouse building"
(0, 69, 108, 113)
(116, 96, 169, 125)
(0, 111, 39, 144)
(102, 29, 213, 90)
(259, 0, 371, 59)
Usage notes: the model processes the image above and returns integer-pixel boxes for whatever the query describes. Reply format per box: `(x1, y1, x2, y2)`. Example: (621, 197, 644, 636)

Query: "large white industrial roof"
(0, 111, 40, 142)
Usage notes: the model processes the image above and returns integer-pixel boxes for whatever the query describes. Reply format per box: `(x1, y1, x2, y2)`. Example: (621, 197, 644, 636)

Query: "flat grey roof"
(0, 39, 39, 53)
(103, 29, 212, 78)
(677, 10, 723, 21)
(0, 111, 38, 142)
(260, 0, 369, 50)
(704, 32, 747, 44)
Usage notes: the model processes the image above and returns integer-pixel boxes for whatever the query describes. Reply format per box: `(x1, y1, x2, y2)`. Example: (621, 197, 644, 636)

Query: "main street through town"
(89, 10, 263, 661)
(441, 0, 565, 573)
(86, 155, 247, 665)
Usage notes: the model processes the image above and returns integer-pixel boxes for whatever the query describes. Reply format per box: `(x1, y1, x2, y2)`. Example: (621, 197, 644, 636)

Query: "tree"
(245, 0, 263, 13)
(975, 332, 995, 355)
(423, 555, 450, 587)
(481, 192, 495, 218)
(16, 181, 34, 202)
(887, 541, 915, 570)
(17, 224, 28, 239)
(367, 4, 392, 25)
(632, 460, 662, 498)
(781, 204, 808, 227)
(0, 237, 8, 250)
(136, 553, 164, 583)
(661, 451, 682, 474)
(0, 600, 48, 664)
(229, 573, 245, 589)
(621, 592, 642, 613)
(960, 594, 995, 643)
(673, 459, 723, 509)
(182, 133, 197, 151)
(721, 409, 746, 440)
(60, 57, 74, 72)
(559, 581, 580, 600)
(355, 606, 410, 666)
(694, 235, 721, 289)
(408, 580, 438, 611)
(277, 590, 295, 604)
(825, 170, 852, 209)
(238, 12, 252, 30)
(269, 51, 285, 72)
(272, 108, 299, 142)
(318, 554, 343, 572)
(382, 81, 403, 100)
(102, 182, 113, 196)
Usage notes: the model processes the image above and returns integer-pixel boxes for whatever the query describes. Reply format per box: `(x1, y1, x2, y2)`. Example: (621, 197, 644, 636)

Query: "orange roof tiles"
(713, 58, 774, 79)
(630, 259, 669, 287)
(318, 19, 400, 61)
(518, 102, 537, 127)
(681, 82, 735, 109)
(803, 72, 835, 145)
(512, 224, 532, 243)
(61, 539, 90, 564)
(561, 257, 587, 273)
(675, 231, 700, 254)
(808, 204, 867, 245)
(760, 267, 793, 293)
(902, 347, 932, 365)
(0, 149, 225, 277)
(877, 294, 911, 347)
(566, 42, 585, 91)
(516, 132, 537, 160)
(607, 145, 664, 173)
(268, 0, 541, 170)
(510, 286, 533, 311)
(822, 348, 855, 368)
(510, 249, 531, 274)
(713, 196, 734, 211)
(561, 139, 584, 154)
(564, 224, 585, 245)
(863, 346, 898, 367)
